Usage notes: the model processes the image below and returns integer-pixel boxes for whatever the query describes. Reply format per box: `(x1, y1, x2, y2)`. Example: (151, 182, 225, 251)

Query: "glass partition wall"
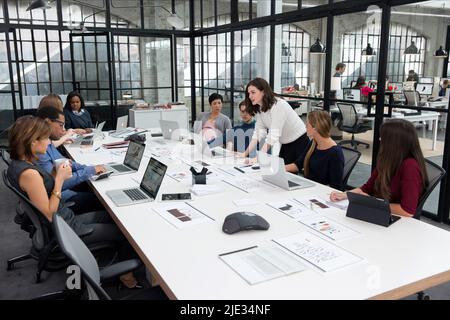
(1, 0, 450, 223)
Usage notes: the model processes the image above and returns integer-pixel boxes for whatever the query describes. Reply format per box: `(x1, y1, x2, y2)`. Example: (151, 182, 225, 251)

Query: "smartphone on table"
(161, 193, 192, 201)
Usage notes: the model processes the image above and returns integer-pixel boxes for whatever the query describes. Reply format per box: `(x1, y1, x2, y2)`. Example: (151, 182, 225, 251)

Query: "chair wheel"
(7, 262, 13, 271)
(417, 292, 430, 300)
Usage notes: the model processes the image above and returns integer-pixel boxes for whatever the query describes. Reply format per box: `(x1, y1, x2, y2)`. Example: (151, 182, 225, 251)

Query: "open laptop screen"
(123, 141, 145, 170)
(140, 157, 168, 199)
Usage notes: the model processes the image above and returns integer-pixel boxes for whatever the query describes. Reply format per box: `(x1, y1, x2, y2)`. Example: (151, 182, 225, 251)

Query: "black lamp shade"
(404, 41, 419, 55)
(310, 38, 326, 54)
(26, 0, 50, 11)
(362, 43, 375, 56)
(435, 46, 448, 58)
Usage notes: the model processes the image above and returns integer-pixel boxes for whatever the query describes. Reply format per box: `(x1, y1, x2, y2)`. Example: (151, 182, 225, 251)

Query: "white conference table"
(65, 131, 450, 300)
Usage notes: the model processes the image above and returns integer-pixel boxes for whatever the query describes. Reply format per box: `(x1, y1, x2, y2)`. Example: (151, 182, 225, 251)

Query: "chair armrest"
(100, 259, 142, 282)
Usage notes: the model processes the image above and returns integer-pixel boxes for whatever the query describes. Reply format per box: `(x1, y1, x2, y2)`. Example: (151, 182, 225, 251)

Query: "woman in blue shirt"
(285, 110, 345, 190)
(64, 91, 93, 130)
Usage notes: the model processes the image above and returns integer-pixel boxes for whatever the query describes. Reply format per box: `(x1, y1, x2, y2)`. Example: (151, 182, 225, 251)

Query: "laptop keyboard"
(288, 180, 300, 188)
(111, 164, 131, 172)
(123, 188, 147, 201)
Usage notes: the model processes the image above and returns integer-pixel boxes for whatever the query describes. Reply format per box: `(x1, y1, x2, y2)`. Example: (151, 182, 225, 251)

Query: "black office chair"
(2, 170, 114, 283)
(1, 148, 11, 166)
(336, 103, 372, 150)
(413, 159, 445, 300)
(341, 146, 361, 191)
(52, 214, 166, 300)
(414, 159, 445, 220)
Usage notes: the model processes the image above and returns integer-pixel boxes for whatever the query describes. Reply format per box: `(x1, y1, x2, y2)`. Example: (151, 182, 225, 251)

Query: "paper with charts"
(272, 232, 363, 272)
(219, 244, 306, 285)
(267, 200, 359, 241)
(222, 176, 276, 193)
(267, 200, 316, 220)
(294, 196, 335, 211)
(153, 202, 212, 229)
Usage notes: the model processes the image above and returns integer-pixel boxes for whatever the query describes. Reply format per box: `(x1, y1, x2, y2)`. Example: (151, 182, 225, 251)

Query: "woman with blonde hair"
(285, 110, 344, 190)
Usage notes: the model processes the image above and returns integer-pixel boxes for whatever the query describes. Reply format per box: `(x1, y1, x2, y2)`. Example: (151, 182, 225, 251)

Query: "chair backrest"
(414, 159, 446, 219)
(341, 146, 361, 190)
(336, 103, 358, 130)
(52, 214, 110, 300)
(2, 170, 50, 250)
(403, 90, 419, 106)
(1, 149, 11, 166)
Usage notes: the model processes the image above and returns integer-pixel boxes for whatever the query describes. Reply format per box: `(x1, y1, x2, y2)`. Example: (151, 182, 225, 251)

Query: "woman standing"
(241, 77, 308, 164)
(330, 119, 428, 217)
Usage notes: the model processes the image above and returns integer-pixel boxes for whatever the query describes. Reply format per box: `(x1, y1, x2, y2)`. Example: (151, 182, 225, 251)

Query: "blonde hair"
(303, 110, 332, 177)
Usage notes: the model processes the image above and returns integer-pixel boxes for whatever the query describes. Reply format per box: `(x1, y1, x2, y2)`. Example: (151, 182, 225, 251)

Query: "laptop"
(104, 140, 145, 176)
(106, 157, 168, 207)
(257, 151, 314, 190)
(346, 192, 401, 227)
(72, 121, 106, 146)
(159, 120, 180, 140)
(110, 115, 134, 138)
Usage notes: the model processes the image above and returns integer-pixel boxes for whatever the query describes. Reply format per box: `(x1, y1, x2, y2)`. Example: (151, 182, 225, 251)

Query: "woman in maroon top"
(330, 119, 429, 217)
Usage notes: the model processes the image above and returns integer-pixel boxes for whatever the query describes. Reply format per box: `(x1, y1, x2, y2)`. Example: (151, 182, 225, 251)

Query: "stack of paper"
(102, 141, 129, 149)
(190, 184, 223, 196)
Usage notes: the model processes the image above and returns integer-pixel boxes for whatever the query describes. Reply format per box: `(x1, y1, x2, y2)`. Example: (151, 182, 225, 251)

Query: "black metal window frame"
(1, 0, 449, 223)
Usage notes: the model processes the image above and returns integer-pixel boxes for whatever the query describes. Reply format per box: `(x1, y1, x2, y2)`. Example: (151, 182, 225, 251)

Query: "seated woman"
(39, 93, 87, 138)
(285, 110, 344, 190)
(199, 93, 232, 144)
(63, 91, 93, 131)
(439, 79, 449, 97)
(353, 76, 374, 98)
(330, 119, 429, 217)
(7, 116, 140, 288)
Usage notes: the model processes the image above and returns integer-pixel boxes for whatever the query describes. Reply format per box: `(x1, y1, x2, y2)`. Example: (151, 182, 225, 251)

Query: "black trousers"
(279, 133, 309, 165)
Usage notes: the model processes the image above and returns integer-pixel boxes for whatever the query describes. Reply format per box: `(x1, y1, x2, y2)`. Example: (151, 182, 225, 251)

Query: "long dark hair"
(245, 78, 276, 114)
(64, 91, 85, 111)
(374, 119, 428, 201)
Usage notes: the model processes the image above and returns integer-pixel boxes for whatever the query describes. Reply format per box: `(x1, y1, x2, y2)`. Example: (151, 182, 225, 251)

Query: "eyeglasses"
(51, 119, 65, 129)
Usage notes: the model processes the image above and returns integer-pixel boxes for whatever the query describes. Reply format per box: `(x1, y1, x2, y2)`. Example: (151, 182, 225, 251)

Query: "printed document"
(153, 202, 212, 229)
(219, 245, 306, 285)
(273, 232, 363, 272)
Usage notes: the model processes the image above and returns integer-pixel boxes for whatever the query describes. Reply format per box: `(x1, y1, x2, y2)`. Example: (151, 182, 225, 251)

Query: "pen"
(234, 166, 245, 173)
(95, 147, 100, 151)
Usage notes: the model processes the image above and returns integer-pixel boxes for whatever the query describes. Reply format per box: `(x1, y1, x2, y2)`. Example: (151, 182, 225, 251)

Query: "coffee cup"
(54, 158, 70, 168)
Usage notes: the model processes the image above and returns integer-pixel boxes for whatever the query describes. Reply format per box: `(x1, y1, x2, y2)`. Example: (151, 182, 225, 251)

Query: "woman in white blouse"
(240, 77, 309, 164)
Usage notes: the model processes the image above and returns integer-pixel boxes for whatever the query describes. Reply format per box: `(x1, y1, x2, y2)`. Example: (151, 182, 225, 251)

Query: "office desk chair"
(336, 103, 372, 150)
(52, 214, 144, 300)
(2, 170, 114, 283)
(341, 146, 361, 191)
(1, 149, 11, 166)
(413, 159, 445, 300)
(403, 90, 427, 107)
(414, 159, 445, 220)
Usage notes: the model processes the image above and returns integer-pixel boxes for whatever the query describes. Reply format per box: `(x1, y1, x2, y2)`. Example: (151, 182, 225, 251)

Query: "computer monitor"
(368, 80, 377, 90)
(419, 77, 433, 84)
(416, 83, 433, 96)
(344, 88, 361, 102)
(403, 81, 416, 91)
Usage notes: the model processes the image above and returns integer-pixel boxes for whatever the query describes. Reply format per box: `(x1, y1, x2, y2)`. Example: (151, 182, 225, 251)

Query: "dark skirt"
(279, 133, 309, 165)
